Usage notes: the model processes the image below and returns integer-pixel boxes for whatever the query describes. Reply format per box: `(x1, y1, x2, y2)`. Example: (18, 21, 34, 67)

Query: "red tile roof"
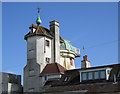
(40, 63, 66, 76)
(24, 24, 53, 40)
(24, 24, 65, 43)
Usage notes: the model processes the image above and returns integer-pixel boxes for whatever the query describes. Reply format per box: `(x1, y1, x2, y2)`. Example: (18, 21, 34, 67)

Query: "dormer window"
(64, 75, 71, 82)
(31, 28, 36, 33)
(46, 40, 49, 47)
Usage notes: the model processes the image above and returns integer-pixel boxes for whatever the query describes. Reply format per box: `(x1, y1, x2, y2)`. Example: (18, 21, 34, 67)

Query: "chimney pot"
(83, 55, 87, 61)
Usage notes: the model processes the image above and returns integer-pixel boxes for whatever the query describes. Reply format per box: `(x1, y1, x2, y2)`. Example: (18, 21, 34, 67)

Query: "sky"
(2, 2, 118, 84)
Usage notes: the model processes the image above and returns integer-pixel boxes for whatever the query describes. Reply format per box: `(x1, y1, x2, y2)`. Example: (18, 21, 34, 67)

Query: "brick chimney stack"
(81, 55, 91, 68)
(83, 55, 88, 61)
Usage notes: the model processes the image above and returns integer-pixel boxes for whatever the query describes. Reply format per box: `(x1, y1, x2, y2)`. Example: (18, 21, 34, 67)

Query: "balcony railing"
(73, 47, 80, 56)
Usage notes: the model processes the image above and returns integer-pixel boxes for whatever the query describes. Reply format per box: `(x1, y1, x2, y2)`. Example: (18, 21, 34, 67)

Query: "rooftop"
(40, 63, 66, 76)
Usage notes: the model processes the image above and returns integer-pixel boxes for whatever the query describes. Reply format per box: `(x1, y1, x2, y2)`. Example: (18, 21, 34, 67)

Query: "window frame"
(46, 40, 49, 47)
(94, 71, 99, 80)
(88, 71, 93, 80)
(81, 69, 106, 82)
(81, 72, 88, 81)
(100, 70, 106, 79)
(46, 57, 50, 63)
(44, 75, 47, 81)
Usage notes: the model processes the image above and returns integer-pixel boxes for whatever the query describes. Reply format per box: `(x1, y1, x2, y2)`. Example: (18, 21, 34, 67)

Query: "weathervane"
(83, 46, 85, 56)
(37, 6, 40, 14)
(36, 6, 42, 25)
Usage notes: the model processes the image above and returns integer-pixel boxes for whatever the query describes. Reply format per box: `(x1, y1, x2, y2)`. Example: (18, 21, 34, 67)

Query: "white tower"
(23, 8, 81, 92)
(23, 8, 53, 92)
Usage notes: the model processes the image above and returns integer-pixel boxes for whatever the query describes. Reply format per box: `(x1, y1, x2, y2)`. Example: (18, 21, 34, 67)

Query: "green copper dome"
(60, 39, 75, 52)
(36, 16, 42, 25)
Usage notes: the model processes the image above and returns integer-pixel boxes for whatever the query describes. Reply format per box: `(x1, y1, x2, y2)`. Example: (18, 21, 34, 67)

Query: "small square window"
(94, 71, 99, 79)
(46, 40, 49, 47)
(44, 76, 47, 81)
(88, 72, 93, 80)
(46, 58, 50, 63)
(100, 70, 106, 79)
(64, 76, 71, 82)
(82, 72, 87, 81)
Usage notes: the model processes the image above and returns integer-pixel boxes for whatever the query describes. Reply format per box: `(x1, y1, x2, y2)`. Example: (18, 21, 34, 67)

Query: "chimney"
(83, 55, 87, 61)
(50, 20, 60, 63)
(81, 55, 91, 68)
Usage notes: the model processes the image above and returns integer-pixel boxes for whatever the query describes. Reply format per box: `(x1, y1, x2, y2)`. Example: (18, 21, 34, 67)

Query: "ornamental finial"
(36, 6, 42, 25)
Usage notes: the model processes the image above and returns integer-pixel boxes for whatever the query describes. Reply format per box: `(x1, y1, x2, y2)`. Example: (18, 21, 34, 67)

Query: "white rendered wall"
(60, 50, 76, 70)
(8, 83, 22, 93)
(24, 36, 52, 92)
(36, 36, 52, 71)
(60, 56, 75, 70)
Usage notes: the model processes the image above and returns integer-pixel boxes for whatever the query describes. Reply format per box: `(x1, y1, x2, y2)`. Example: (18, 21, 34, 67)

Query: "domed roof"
(36, 16, 42, 25)
(60, 39, 75, 52)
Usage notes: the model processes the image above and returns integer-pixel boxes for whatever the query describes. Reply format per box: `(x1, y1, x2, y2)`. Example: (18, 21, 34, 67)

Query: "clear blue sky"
(2, 2, 118, 84)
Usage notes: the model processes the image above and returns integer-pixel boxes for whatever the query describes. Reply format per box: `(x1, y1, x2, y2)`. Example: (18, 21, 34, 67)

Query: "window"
(46, 40, 49, 47)
(100, 70, 106, 79)
(88, 72, 93, 80)
(70, 58, 73, 66)
(64, 76, 71, 82)
(46, 57, 50, 63)
(94, 71, 99, 79)
(44, 76, 47, 81)
(82, 72, 87, 81)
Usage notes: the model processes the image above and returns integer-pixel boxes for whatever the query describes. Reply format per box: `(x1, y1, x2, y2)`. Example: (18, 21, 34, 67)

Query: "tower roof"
(24, 24, 53, 40)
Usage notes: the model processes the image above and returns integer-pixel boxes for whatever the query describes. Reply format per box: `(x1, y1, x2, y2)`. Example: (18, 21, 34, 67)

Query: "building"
(0, 72, 22, 94)
(23, 9, 80, 92)
(42, 56, 120, 94)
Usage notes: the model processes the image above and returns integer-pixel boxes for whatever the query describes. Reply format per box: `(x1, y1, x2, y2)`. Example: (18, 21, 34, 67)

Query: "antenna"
(37, 6, 40, 15)
(83, 46, 85, 56)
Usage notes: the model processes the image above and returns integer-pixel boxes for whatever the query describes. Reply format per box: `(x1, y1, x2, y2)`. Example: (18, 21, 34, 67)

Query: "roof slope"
(43, 81, 120, 93)
(40, 63, 66, 76)
(24, 24, 53, 40)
